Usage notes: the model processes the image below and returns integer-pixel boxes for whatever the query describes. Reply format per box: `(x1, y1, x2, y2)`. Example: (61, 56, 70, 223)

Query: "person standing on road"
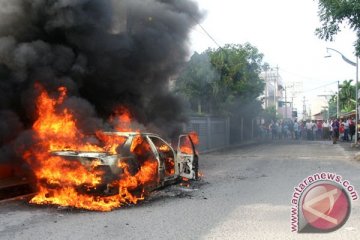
(283, 122, 289, 139)
(322, 120, 330, 140)
(277, 121, 282, 139)
(300, 120, 306, 139)
(312, 120, 317, 140)
(339, 122, 345, 141)
(288, 120, 294, 139)
(332, 118, 340, 144)
(306, 120, 312, 140)
(294, 120, 299, 140)
(344, 118, 350, 141)
(329, 119, 333, 140)
(316, 120, 323, 140)
(350, 118, 356, 141)
(270, 121, 276, 140)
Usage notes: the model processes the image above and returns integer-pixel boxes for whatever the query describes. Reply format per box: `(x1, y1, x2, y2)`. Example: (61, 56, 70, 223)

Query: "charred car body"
(51, 132, 199, 195)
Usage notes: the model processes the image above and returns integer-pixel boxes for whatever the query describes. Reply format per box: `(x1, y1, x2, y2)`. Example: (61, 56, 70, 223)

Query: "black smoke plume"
(0, 0, 203, 165)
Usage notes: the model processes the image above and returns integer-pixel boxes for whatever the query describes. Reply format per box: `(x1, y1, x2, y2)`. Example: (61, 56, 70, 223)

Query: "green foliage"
(327, 79, 360, 115)
(209, 44, 265, 107)
(316, 0, 360, 55)
(175, 51, 216, 114)
(175, 43, 265, 116)
(339, 79, 356, 112)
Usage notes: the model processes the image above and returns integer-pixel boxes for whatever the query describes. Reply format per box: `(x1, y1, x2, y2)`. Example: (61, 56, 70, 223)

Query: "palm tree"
(339, 80, 355, 112)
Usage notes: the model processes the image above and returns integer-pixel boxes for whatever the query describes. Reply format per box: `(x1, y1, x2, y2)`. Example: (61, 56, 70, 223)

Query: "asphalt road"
(1, 140, 360, 240)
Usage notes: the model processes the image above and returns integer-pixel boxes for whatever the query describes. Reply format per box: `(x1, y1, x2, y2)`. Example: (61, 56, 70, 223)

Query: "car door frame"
(146, 134, 178, 184)
(176, 134, 198, 180)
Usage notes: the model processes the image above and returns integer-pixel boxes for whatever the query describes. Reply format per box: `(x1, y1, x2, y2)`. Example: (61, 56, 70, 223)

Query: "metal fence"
(183, 116, 230, 152)
(184, 116, 258, 152)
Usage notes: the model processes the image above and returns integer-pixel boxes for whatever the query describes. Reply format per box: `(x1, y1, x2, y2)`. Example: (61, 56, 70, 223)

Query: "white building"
(260, 67, 289, 118)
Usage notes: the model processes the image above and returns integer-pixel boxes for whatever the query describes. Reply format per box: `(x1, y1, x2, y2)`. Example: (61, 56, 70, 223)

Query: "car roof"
(102, 131, 161, 138)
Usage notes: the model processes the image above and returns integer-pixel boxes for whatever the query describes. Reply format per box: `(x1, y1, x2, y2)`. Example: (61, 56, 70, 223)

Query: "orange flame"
(188, 131, 199, 145)
(95, 131, 127, 154)
(23, 84, 158, 211)
(159, 144, 171, 152)
(110, 106, 138, 132)
(156, 144, 174, 175)
(32, 84, 103, 152)
(180, 132, 199, 155)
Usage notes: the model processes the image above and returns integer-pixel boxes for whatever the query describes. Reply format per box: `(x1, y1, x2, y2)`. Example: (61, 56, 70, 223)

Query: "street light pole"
(285, 86, 287, 119)
(337, 80, 339, 119)
(325, 47, 358, 144)
(356, 57, 358, 144)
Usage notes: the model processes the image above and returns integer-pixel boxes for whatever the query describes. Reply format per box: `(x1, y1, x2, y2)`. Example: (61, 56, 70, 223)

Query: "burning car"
(50, 132, 199, 196)
(21, 86, 200, 211)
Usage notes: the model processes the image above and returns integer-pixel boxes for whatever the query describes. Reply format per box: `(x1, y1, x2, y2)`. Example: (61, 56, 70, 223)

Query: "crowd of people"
(259, 118, 359, 144)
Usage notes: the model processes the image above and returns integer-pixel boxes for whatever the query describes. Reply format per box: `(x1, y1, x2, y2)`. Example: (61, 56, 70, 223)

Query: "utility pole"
(356, 57, 358, 145)
(285, 86, 287, 119)
(291, 96, 294, 119)
(303, 96, 307, 120)
(285, 81, 302, 120)
(337, 80, 339, 119)
(274, 66, 279, 111)
(265, 69, 268, 108)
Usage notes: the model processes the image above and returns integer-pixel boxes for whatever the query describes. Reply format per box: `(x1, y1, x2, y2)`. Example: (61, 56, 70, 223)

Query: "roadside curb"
(199, 140, 264, 154)
(331, 141, 360, 162)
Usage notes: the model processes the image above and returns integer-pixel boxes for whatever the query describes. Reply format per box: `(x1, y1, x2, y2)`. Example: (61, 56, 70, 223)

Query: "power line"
(302, 81, 338, 93)
(279, 68, 326, 82)
(190, 15, 223, 50)
(196, 24, 222, 49)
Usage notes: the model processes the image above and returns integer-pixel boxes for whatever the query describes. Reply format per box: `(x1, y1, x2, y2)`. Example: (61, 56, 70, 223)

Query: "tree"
(327, 79, 360, 115)
(175, 43, 265, 115)
(175, 51, 217, 114)
(175, 43, 265, 143)
(207, 43, 265, 114)
(339, 79, 355, 112)
(315, 0, 360, 55)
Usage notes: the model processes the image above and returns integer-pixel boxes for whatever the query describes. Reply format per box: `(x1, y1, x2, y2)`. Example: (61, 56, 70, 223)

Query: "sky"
(189, 0, 358, 116)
